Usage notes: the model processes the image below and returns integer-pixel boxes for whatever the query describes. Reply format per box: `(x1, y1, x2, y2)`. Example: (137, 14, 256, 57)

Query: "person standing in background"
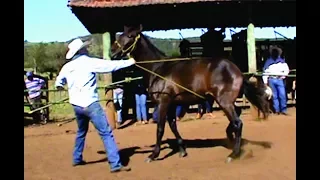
(113, 85, 124, 126)
(133, 78, 149, 125)
(200, 26, 226, 58)
(196, 100, 216, 119)
(262, 46, 290, 115)
(25, 71, 46, 124)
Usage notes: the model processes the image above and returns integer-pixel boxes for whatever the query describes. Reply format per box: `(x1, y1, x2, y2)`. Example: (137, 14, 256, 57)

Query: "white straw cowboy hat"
(66, 38, 90, 59)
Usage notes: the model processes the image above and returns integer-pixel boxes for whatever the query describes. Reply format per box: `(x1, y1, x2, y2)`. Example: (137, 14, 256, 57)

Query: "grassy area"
(50, 79, 112, 120)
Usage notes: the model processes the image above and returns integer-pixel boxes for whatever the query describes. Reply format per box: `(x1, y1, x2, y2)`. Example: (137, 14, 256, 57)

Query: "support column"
(102, 32, 117, 129)
(247, 23, 257, 73)
(247, 23, 259, 120)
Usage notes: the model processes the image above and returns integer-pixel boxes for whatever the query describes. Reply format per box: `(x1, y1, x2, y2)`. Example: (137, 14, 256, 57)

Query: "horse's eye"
(127, 35, 132, 38)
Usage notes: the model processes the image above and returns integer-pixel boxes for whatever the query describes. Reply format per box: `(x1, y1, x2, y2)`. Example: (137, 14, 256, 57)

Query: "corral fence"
(24, 77, 143, 121)
(24, 70, 296, 121)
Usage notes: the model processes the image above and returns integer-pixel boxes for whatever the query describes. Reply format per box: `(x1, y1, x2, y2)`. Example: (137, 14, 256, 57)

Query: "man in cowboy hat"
(55, 38, 136, 173)
(262, 46, 290, 115)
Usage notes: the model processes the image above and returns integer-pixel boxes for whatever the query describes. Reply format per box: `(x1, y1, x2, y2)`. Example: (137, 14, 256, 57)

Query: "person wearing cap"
(25, 71, 46, 123)
(113, 84, 124, 126)
(55, 38, 135, 173)
(262, 46, 290, 115)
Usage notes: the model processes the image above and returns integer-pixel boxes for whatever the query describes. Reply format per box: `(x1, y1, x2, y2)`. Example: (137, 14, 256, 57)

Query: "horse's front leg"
(145, 100, 169, 163)
(167, 105, 187, 158)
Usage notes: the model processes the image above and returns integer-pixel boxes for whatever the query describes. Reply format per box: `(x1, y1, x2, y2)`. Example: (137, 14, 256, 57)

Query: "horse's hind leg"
(226, 123, 235, 142)
(145, 97, 170, 163)
(218, 97, 243, 163)
(167, 105, 187, 158)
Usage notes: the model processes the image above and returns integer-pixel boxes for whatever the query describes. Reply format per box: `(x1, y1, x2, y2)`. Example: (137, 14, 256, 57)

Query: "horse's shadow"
(96, 147, 140, 166)
(96, 138, 272, 165)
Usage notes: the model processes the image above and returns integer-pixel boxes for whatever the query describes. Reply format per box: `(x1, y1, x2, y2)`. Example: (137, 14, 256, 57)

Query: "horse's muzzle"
(111, 51, 122, 59)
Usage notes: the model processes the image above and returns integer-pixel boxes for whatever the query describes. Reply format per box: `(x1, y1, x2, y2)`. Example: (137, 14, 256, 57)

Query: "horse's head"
(111, 24, 143, 59)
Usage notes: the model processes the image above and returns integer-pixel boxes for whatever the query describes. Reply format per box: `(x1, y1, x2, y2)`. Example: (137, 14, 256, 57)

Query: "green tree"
(44, 42, 67, 72)
(24, 42, 68, 74)
(87, 34, 103, 57)
(24, 43, 48, 73)
(23, 34, 193, 75)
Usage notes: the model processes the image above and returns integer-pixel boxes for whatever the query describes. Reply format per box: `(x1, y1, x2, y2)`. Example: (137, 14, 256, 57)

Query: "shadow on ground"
(96, 138, 272, 165)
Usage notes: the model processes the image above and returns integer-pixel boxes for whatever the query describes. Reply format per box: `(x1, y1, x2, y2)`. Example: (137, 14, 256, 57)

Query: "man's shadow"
(94, 138, 272, 165)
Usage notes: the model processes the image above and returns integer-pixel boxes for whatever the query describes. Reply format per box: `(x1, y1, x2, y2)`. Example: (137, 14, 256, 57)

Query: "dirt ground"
(24, 108, 296, 180)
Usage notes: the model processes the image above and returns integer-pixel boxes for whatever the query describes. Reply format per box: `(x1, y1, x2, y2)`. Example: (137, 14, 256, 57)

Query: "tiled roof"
(68, 0, 234, 8)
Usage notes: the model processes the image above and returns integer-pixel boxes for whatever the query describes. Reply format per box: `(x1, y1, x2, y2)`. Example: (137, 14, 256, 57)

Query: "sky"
(24, 0, 296, 42)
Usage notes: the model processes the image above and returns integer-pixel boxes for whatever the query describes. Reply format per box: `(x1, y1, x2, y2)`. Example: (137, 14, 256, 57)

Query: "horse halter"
(114, 34, 141, 58)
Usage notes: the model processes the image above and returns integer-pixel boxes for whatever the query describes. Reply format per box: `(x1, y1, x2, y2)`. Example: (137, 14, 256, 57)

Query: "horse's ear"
(139, 24, 143, 32)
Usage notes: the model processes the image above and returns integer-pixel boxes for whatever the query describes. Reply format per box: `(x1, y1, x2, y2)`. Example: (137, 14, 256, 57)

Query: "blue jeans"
(72, 101, 123, 171)
(198, 101, 213, 113)
(269, 78, 287, 113)
(176, 106, 183, 117)
(135, 94, 147, 121)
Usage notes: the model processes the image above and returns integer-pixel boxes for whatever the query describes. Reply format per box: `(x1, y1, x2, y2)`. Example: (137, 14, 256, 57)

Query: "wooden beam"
(247, 23, 260, 120)
(247, 23, 257, 73)
(102, 32, 117, 130)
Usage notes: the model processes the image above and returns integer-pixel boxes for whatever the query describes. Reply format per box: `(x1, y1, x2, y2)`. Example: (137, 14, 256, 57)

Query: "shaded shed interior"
(68, 0, 296, 33)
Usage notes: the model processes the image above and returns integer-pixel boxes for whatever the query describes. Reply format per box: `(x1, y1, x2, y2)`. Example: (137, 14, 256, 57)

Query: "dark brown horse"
(111, 25, 269, 163)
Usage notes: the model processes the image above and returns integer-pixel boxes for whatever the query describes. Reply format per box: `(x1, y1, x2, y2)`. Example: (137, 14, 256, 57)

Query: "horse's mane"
(137, 33, 174, 87)
(140, 33, 167, 58)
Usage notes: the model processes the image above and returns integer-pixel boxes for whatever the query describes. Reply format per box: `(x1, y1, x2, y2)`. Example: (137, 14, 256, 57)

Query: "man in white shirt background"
(262, 46, 290, 115)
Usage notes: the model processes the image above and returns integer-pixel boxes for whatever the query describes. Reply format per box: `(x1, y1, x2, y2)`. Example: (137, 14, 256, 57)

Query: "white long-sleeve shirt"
(262, 57, 289, 84)
(55, 55, 135, 107)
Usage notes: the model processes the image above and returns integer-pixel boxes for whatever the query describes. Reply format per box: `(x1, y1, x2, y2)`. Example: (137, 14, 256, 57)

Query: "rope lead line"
(135, 64, 205, 99)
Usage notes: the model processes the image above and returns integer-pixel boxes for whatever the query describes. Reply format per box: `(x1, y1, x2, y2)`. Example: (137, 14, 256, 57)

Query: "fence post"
(102, 32, 117, 130)
(247, 23, 259, 120)
(45, 78, 50, 121)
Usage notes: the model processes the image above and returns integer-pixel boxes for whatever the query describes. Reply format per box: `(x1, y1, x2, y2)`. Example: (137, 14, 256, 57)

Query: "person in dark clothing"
(195, 26, 225, 119)
(133, 77, 149, 125)
(152, 105, 187, 123)
(196, 100, 216, 119)
(179, 39, 191, 57)
(200, 27, 226, 58)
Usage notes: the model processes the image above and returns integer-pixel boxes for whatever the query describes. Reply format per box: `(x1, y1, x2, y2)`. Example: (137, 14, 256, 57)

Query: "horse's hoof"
(179, 151, 188, 158)
(145, 157, 153, 163)
(225, 157, 233, 163)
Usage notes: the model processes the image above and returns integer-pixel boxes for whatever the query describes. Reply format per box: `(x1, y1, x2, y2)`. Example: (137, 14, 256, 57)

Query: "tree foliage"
(24, 33, 182, 74)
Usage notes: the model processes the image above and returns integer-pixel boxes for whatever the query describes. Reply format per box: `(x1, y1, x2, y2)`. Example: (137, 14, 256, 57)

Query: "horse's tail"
(242, 79, 270, 119)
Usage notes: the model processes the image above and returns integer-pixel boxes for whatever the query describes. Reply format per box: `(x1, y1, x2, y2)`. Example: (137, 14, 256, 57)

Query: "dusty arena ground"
(24, 108, 296, 180)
